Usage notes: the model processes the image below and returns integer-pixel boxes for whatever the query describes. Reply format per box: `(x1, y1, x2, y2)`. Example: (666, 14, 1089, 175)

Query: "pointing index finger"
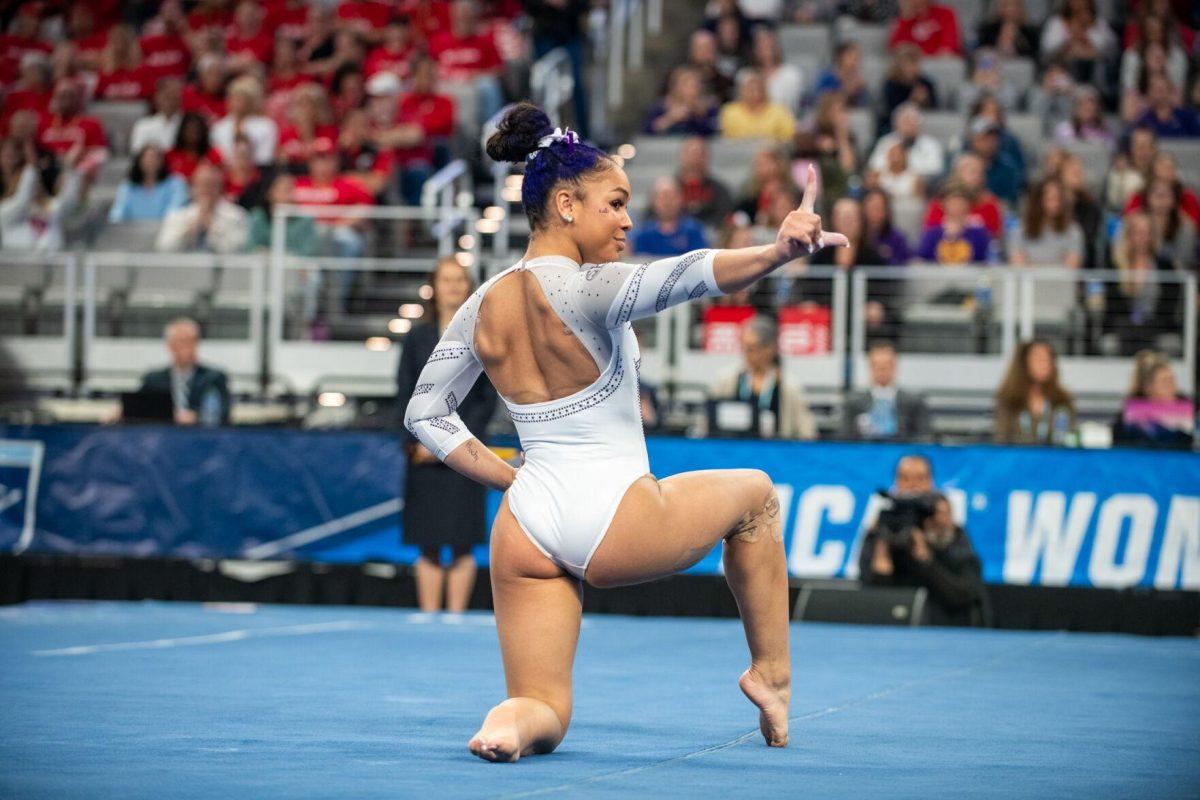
(799, 163, 818, 213)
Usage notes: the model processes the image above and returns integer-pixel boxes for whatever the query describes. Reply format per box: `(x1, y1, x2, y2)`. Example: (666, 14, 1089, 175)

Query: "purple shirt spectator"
(872, 227, 911, 266)
(1133, 107, 1200, 139)
(916, 224, 991, 264)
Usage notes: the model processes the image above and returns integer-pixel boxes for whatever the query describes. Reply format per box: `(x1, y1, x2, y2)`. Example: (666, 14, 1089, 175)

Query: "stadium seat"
(921, 57, 967, 107)
(778, 25, 830, 64)
(439, 80, 479, 140)
(846, 108, 875, 159)
(860, 55, 888, 103)
(89, 101, 151, 156)
(1005, 112, 1043, 150)
(890, 195, 928, 242)
(1060, 141, 1111, 196)
(91, 221, 162, 253)
(999, 58, 1036, 97)
(98, 156, 132, 187)
(920, 110, 967, 147)
(834, 20, 889, 54)
(1023, 0, 1053, 25)
(708, 138, 770, 193)
(784, 52, 823, 98)
(1158, 140, 1200, 187)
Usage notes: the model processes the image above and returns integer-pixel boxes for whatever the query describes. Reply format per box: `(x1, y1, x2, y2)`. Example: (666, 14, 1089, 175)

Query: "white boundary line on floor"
(31, 620, 373, 657)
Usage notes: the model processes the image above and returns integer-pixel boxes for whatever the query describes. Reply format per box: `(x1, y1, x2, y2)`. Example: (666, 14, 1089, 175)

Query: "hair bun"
(485, 101, 553, 164)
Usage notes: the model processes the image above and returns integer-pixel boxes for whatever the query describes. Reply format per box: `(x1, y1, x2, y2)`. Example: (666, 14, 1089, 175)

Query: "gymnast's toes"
(469, 729, 522, 763)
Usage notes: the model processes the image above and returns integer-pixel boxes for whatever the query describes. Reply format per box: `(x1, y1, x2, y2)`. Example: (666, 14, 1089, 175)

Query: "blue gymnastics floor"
(1, 601, 1198, 799)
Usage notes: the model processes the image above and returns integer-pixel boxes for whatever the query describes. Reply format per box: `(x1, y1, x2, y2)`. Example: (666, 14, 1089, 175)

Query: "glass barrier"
(0, 253, 77, 391)
(82, 252, 265, 393)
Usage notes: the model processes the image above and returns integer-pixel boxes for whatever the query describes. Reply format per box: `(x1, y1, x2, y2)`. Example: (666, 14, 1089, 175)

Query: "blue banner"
(1, 425, 1197, 591)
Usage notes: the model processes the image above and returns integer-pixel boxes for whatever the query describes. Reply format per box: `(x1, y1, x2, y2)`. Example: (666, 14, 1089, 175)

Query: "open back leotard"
(404, 249, 723, 579)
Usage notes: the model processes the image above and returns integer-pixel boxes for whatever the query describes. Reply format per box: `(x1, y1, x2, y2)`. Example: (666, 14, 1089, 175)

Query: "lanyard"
(737, 370, 777, 413)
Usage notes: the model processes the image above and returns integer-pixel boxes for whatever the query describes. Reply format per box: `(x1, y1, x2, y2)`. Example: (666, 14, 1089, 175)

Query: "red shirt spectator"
(268, 72, 314, 95)
(3, 86, 50, 119)
(188, 5, 234, 33)
(166, 147, 223, 181)
(0, 24, 52, 87)
(402, 0, 452, 43)
(1124, 187, 1200, 228)
(365, 44, 415, 80)
(337, 2, 393, 34)
(923, 195, 1002, 239)
(394, 91, 454, 165)
(429, 30, 502, 81)
(38, 83, 108, 157)
(140, 32, 191, 79)
(293, 174, 375, 205)
(226, 30, 274, 68)
(265, 1, 311, 42)
(277, 123, 340, 166)
(365, 17, 417, 80)
(888, 1, 962, 56)
(182, 57, 229, 121)
(294, 145, 376, 225)
(225, 1, 274, 68)
(94, 66, 154, 101)
(182, 85, 227, 121)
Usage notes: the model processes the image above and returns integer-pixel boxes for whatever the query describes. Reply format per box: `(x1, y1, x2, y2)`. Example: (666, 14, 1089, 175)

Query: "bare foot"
(468, 725, 522, 763)
(738, 666, 790, 747)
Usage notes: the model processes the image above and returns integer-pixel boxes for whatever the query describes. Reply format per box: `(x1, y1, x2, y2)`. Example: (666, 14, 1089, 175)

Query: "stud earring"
(562, 214, 574, 223)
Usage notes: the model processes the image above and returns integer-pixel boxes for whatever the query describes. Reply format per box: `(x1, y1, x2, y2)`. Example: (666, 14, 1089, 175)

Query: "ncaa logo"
(0, 440, 44, 555)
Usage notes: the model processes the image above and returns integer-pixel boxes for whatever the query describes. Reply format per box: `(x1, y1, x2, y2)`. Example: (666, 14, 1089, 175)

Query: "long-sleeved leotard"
(404, 249, 723, 578)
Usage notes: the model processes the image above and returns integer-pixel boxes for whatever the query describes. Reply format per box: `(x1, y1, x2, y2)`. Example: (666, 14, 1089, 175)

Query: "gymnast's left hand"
(772, 164, 850, 263)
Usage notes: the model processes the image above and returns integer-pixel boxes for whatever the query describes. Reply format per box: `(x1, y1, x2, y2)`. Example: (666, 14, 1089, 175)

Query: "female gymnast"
(404, 102, 847, 762)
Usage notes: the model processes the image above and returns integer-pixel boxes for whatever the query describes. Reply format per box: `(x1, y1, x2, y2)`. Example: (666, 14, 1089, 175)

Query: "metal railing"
(268, 204, 484, 395)
(81, 252, 265, 392)
(0, 252, 77, 391)
(530, 47, 575, 128)
(3, 249, 1196, 425)
(418, 160, 474, 256)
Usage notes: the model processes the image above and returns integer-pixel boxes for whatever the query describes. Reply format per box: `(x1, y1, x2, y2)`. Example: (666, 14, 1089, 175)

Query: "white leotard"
(404, 249, 724, 579)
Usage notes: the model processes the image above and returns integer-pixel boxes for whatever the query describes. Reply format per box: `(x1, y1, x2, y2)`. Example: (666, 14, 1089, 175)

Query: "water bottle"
(1085, 279, 1105, 314)
(974, 273, 993, 313)
(199, 388, 222, 427)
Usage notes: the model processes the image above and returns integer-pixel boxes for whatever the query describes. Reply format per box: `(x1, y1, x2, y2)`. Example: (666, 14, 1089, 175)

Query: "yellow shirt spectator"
(718, 101, 796, 143)
(718, 69, 796, 143)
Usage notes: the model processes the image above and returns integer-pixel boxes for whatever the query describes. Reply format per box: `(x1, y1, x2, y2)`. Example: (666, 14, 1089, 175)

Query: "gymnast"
(404, 102, 848, 762)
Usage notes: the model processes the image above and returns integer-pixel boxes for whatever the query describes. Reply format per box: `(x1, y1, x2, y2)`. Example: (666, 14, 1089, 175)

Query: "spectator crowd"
(0, 0, 1195, 449)
(1, 0, 532, 260)
(636, 0, 1198, 370)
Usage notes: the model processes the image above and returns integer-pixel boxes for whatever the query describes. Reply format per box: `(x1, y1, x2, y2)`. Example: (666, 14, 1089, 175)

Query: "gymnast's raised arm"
(573, 164, 848, 328)
(402, 306, 516, 491)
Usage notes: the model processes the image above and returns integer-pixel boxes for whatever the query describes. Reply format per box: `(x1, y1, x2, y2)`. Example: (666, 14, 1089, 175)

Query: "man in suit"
(840, 341, 930, 441)
(138, 318, 231, 426)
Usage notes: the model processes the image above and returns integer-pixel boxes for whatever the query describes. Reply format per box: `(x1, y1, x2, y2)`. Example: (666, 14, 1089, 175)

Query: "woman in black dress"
(396, 257, 499, 612)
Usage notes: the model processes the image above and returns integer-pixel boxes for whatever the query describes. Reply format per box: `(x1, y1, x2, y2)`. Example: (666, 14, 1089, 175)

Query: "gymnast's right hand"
(772, 164, 850, 263)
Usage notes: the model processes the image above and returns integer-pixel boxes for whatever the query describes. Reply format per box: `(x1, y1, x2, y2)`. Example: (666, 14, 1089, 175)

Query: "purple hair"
(486, 102, 612, 231)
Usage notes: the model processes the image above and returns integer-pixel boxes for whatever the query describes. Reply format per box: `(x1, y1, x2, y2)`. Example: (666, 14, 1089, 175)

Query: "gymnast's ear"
(551, 186, 577, 224)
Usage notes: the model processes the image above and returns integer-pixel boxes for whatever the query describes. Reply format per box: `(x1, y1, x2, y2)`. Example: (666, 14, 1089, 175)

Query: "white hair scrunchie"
(525, 127, 579, 162)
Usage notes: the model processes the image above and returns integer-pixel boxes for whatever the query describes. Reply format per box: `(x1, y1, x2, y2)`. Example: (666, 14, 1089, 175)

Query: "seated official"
(840, 341, 930, 441)
(709, 315, 817, 440)
(858, 455, 988, 627)
(136, 318, 231, 426)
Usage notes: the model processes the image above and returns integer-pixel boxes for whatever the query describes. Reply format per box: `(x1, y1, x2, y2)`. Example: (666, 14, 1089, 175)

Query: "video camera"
(874, 490, 939, 547)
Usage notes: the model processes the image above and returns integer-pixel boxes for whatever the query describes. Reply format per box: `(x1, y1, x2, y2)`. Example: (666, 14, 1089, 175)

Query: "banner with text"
(1, 425, 1196, 591)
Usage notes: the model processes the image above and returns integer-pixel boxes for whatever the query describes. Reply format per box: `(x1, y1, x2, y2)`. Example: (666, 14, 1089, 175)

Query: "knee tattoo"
(727, 490, 782, 544)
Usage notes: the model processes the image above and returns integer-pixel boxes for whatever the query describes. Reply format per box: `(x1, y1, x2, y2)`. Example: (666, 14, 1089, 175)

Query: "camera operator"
(858, 455, 989, 627)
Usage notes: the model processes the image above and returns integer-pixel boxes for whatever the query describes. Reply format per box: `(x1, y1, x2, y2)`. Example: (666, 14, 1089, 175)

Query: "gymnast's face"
(558, 164, 634, 264)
